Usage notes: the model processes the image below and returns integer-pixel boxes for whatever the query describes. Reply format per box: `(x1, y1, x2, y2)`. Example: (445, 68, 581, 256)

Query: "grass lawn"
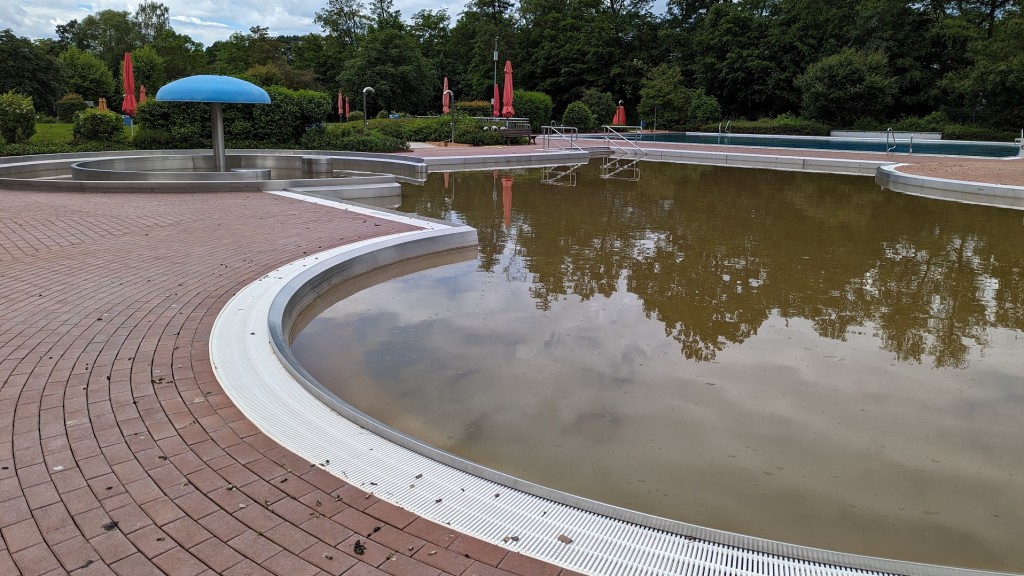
(30, 123, 74, 144)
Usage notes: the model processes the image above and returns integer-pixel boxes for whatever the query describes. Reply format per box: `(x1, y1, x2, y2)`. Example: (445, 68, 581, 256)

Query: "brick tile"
(402, 518, 459, 548)
(234, 501, 283, 533)
(377, 552, 442, 576)
(338, 534, 392, 566)
(110, 552, 164, 576)
(227, 530, 284, 564)
(300, 489, 348, 518)
(24, 482, 62, 509)
(140, 497, 186, 526)
(62, 486, 101, 515)
(460, 561, 519, 576)
(173, 491, 218, 520)
(88, 529, 137, 564)
(301, 515, 354, 547)
(189, 538, 245, 573)
(498, 552, 561, 576)
(162, 516, 212, 549)
(339, 564, 389, 576)
(412, 545, 473, 575)
(197, 510, 247, 541)
(335, 484, 379, 511)
(152, 547, 208, 576)
(106, 502, 152, 534)
(333, 508, 380, 537)
(370, 525, 426, 557)
(2, 518, 45, 553)
(11, 541, 62, 576)
(33, 502, 79, 546)
(449, 534, 508, 566)
(51, 535, 101, 572)
(263, 522, 318, 553)
(299, 541, 358, 575)
(365, 501, 417, 530)
(223, 558, 275, 576)
(125, 524, 176, 557)
(262, 550, 322, 576)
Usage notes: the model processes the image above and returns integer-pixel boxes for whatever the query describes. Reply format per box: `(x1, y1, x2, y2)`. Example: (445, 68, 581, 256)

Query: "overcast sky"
(1, 0, 468, 46)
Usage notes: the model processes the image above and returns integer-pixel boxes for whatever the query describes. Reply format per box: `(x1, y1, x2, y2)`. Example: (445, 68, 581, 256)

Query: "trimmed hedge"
(511, 90, 553, 132)
(0, 141, 131, 157)
(455, 100, 494, 116)
(300, 127, 410, 152)
(699, 115, 830, 136)
(363, 115, 504, 146)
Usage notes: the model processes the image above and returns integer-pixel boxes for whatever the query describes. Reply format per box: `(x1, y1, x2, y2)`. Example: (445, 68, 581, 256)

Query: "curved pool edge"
(209, 192, 1017, 576)
(875, 163, 1024, 210)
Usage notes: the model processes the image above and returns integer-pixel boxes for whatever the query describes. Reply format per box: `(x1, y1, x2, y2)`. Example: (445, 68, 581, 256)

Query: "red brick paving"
(0, 190, 578, 575)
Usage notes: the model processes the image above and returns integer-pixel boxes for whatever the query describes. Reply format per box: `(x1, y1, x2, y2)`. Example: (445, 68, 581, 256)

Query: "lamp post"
(362, 86, 374, 130)
(444, 89, 455, 144)
(492, 37, 498, 118)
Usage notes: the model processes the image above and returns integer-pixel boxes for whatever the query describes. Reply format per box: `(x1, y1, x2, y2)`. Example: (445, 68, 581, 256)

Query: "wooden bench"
(498, 121, 536, 144)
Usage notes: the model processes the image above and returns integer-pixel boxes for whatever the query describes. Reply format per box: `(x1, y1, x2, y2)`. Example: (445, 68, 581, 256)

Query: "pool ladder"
(886, 128, 914, 154)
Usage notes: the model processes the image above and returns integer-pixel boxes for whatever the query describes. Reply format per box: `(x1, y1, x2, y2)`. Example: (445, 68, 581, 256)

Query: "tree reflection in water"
(401, 162, 1024, 368)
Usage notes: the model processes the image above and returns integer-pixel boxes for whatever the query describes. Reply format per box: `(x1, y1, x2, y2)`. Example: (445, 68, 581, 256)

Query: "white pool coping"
(208, 188, 1014, 576)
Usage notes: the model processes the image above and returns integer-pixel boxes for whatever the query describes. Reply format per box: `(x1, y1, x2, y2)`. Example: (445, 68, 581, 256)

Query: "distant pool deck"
(1, 142, 1022, 576)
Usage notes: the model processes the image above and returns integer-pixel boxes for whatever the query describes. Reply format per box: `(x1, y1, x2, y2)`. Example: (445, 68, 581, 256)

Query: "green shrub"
(132, 128, 175, 149)
(689, 91, 722, 126)
(891, 112, 949, 133)
(135, 100, 210, 148)
(0, 141, 129, 157)
(0, 91, 37, 143)
(300, 126, 410, 152)
(56, 94, 88, 123)
(455, 100, 494, 116)
(562, 101, 595, 131)
(700, 115, 830, 136)
(941, 124, 1017, 142)
(73, 108, 127, 143)
(347, 110, 364, 123)
(511, 90, 552, 132)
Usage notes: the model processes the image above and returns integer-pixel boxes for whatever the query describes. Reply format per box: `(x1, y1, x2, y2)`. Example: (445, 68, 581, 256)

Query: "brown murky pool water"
(291, 161, 1024, 571)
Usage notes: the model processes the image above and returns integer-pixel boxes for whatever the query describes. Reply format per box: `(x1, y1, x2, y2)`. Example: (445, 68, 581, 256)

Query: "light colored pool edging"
(209, 191, 1012, 576)
(876, 163, 1024, 210)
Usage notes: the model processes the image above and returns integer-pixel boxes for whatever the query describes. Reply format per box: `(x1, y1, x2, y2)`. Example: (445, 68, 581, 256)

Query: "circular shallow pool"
(291, 161, 1024, 571)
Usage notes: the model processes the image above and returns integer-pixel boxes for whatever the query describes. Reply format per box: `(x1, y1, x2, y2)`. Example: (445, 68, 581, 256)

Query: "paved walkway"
(0, 190, 579, 576)
(1, 144, 1020, 576)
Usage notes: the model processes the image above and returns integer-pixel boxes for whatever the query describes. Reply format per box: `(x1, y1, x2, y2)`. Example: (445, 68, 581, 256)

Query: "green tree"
(338, 28, 434, 115)
(133, 1, 170, 43)
(368, 0, 404, 30)
(0, 29, 64, 113)
(59, 46, 116, 103)
(315, 0, 370, 48)
(796, 48, 896, 126)
(127, 45, 166, 93)
(152, 29, 206, 81)
(75, 10, 141, 71)
(638, 63, 692, 129)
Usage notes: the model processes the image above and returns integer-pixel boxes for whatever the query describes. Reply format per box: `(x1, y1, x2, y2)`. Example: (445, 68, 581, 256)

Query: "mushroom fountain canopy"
(155, 75, 271, 172)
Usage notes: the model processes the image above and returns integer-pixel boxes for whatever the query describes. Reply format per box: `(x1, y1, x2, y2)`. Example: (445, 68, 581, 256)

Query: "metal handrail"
(541, 125, 583, 151)
(886, 127, 896, 152)
(600, 125, 647, 156)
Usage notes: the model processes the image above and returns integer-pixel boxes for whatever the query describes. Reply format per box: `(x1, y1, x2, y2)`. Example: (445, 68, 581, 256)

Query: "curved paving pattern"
(0, 190, 578, 576)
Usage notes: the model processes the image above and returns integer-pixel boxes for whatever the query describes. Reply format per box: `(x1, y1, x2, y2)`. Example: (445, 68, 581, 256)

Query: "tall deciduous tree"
(338, 28, 434, 114)
(0, 30, 64, 113)
(796, 48, 896, 126)
(133, 1, 170, 44)
(75, 10, 141, 71)
(59, 46, 116, 104)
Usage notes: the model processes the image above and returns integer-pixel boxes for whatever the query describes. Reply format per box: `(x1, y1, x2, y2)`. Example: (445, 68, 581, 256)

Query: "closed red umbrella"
(338, 91, 343, 118)
(501, 176, 513, 231)
(122, 52, 137, 116)
(613, 104, 626, 125)
(345, 96, 350, 119)
(442, 77, 450, 114)
(493, 83, 500, 117)
(501, 60, 515, 118)
(138, 85, 147, 105)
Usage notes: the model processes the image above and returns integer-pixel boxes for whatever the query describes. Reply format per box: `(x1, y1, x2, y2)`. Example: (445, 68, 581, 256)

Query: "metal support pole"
(444, 89, 455, 143)
(493, 37, 498, 116)
(209, 102, 226, 172)
(362, 86, 374, 130)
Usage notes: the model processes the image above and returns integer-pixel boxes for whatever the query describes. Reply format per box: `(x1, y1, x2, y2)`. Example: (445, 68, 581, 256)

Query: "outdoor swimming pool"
(291, 161, 1024, 571)
(605, 131, 1021, 157)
